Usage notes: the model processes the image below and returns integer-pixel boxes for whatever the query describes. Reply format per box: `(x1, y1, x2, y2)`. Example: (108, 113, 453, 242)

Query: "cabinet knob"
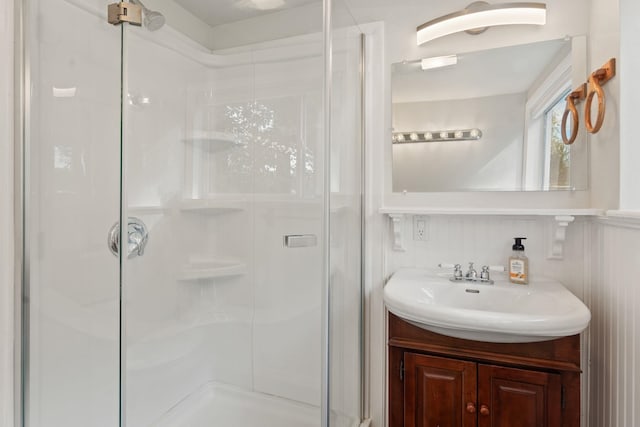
(466, 402, 476, 413)
(480, 405, 490, 416)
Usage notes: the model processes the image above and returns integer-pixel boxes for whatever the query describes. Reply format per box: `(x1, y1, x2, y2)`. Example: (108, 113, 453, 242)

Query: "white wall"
(0, 0, 14, 425)
(587, 0, 620, 210)
(618, 0, 640, 210)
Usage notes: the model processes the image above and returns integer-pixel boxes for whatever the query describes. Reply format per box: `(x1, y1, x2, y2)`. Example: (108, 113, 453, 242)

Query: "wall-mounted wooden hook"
(592, 58, 616, 85)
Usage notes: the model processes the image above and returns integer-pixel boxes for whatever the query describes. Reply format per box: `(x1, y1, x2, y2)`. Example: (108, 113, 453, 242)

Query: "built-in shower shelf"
(127, 204, 168, 215)
(178, 260, 247, 281)
(182, 132, 245, 152)
(179, 198, 247, 215)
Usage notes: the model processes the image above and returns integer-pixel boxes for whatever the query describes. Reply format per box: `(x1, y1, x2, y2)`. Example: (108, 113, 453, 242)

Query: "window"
(543, 90, 571, 190)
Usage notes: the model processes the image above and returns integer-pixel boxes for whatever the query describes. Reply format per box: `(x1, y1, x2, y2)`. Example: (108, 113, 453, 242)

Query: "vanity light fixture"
(416, 2, 547, 46)
(421, 55, 458, 70)
(392, 129, 483, 144)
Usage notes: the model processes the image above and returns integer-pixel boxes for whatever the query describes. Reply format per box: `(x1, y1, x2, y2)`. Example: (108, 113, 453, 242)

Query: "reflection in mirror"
(391, 37, 589, 192)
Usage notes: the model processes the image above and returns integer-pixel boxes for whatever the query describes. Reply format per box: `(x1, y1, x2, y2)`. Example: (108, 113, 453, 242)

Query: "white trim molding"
(597, 210, 640, 230)
(380, 207, 602, 216)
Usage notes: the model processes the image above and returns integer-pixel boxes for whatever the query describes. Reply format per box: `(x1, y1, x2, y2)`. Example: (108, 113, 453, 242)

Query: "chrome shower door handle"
(283, 234, 317, 248)
(108, 217, 149, 259)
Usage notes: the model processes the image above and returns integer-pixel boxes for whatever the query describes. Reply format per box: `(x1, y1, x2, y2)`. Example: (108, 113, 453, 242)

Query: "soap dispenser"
(509, 237, 529, 284)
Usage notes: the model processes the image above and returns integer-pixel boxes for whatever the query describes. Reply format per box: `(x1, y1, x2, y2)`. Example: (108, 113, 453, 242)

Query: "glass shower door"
(119, 7, 331, 427)
(23, 1, 122, 426)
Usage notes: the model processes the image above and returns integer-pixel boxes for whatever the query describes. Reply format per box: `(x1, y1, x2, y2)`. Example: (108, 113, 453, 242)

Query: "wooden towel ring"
(561, 85, 586, 145)
(585, 58, 616, 134)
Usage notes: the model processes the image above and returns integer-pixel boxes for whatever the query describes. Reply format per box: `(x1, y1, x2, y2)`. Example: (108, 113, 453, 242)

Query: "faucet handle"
(466, 262, 477, 279)
(454, 264, 463, 279)
(480, 265, 490, 280)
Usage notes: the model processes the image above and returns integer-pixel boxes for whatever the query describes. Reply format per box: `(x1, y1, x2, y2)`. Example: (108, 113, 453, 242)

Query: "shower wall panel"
(181, 46, 327, 406)
(250, 55, 324, 406)
(125, 29, 327, 423)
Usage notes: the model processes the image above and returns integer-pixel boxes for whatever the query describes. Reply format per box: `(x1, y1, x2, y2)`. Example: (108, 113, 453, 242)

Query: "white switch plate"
(413, 216, 429, 241)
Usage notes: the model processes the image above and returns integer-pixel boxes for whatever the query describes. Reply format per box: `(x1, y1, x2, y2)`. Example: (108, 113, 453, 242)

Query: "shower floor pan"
(153, 382, 320, 427)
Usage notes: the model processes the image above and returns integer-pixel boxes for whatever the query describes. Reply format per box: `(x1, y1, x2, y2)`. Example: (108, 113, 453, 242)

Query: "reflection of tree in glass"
(549, 101, 571, 189)
(224, 99, 315, 195)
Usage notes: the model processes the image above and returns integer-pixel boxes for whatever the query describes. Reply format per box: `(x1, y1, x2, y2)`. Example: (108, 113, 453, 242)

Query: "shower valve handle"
(108, 217, 149, 259)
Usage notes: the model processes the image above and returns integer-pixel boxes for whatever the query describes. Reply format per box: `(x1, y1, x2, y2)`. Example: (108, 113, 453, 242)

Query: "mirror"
(391, 37, 589, 192)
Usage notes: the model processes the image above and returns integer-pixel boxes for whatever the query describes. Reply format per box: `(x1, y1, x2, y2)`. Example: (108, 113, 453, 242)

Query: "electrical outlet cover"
(413, 216, 429, 241)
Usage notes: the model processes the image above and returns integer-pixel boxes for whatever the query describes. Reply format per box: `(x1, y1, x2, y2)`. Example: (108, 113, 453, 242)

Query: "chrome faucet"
(439, 262, 494, 284)
(465, 262, 477, 280)
(453, 264, 463, 280)
(480, 265, 490, 281)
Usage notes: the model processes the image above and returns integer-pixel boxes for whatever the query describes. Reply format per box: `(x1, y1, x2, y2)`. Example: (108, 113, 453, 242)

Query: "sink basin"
(383, 268, 591, 343)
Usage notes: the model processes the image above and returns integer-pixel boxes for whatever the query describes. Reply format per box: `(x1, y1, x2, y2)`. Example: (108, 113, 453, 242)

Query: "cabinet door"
(477, 364, 562, 427)
(404, 353, 477, 427)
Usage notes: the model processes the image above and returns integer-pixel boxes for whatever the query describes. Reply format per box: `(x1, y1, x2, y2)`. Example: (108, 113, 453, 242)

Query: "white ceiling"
(174, 0, 320, 27)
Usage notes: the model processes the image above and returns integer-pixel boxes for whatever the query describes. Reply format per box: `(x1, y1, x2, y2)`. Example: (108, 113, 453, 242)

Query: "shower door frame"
(14, 0, 27, 425)
(11, 0, 25, 427)
(13, 0, 367, 426)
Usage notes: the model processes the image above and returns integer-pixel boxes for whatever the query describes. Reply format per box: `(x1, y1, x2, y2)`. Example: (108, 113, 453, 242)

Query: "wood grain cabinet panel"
(389, 313, 580, 427)
(477, 364, 562, 427)
(404, 353, 477, 427)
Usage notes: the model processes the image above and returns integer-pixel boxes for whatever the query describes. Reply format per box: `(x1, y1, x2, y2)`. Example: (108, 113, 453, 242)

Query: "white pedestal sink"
(383, 268, 591, 343)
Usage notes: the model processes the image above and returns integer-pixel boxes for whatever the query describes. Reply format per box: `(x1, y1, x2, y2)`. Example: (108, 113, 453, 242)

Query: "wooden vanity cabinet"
(389, 314, 581, 427)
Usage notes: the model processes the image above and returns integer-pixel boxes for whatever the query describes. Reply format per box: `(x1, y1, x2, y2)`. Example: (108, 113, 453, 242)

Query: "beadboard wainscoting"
(589, 215, 640, 427)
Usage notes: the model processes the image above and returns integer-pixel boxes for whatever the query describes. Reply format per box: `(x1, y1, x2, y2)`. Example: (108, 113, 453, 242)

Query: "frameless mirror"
(391, 37, 589, 192)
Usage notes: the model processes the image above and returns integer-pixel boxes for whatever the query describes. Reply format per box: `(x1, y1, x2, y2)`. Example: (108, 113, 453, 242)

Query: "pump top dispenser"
(509, 237, 529, 284)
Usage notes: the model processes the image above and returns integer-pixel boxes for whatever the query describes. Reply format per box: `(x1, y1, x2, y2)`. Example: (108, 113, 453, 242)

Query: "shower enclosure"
(18, 0, 364, 425)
